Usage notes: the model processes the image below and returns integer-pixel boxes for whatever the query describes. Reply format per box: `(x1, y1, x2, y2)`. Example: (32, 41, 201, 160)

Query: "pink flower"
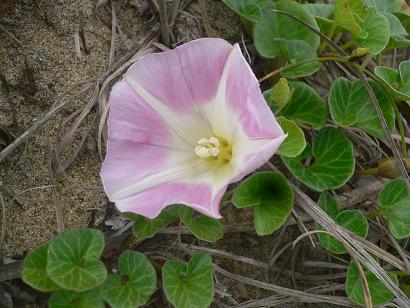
(100, 38, 285, 219)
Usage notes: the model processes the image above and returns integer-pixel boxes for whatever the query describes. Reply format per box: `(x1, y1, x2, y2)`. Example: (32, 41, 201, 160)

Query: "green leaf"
(49, 289, 104, 308)
(232, 172, 294, 236)
(253, 0, 320, 58)
(282, 128, 355, 191)
(365, 0, 401, 13)
(280, 81, 328, 129)
(124, 206, 179, 240)
(317, 192, 340, 219)
(334, 0, 363, 36)
(328, 77, 395, 139)
(264, 78, 292, 110)
(163, 252, 214, 308)
(317, 210, 368, 254)
(46, 228, 107, 292)
(399, 60, 410, 83)
(378, 179, 410, 239)
(276, 39, 322, 78)
(355, 7, 390, 55)
(387, 35, 410, 49)
(382, 12, 407, 36)
(222, 0, 271, 22)
(179, 206, 223, 242)
(381, 12, 409, 48)
(378, 179, 408, 206)
(375, 62, 410, 100)
(100, 250, 156, 308)
(395, 11, 410, 32)
(346, 259, 398, 306)
(375, 66, 402, 89)
(21, 243, 60, 292)
(276, 117, 306, 157)
(302, 3, 334, 19)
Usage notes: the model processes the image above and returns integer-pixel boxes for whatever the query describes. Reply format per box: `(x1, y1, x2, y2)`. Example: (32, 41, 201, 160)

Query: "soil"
(1, 1, 343, 307)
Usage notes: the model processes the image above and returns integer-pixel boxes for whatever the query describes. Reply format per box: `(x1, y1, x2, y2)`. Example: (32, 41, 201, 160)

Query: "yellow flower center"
(194, 136, 232, 164)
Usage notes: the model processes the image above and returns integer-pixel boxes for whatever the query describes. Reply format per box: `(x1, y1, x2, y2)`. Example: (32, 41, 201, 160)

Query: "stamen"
(195, 136, 221, 158)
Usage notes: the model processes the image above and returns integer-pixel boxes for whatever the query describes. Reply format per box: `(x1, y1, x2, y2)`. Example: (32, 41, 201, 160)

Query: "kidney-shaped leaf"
(47, 228, 107, 292)
(317, 192, 340, 219)
(375, 61, 410, 100)
(355, 7, 390, 55)
(346, 259, 398, 306)
(282, 128, 355, 191)
(378, 179, 410, 239)
(281, 81, 328, 129)
(232, 172, 294, 235)
(22, 243, 60, 292)
(276, 117, 306, 158)
(264, 78, 292, 111)
(317, 210, 368, 254)
(253, 0, 320, 59)
(302, 3, 333, 19)
(179, 206, 223, 242)
(334, 0, 363, 36)
(276, 39, 322, 78)
(365, 0, 401, 13)
(124, 206, 179, 240)
(223, 0, 271, 22)
(49, 288, 104, 308)
(101, 250, 156, 308)
(163, 252, 214, 308)
(329, 77, 395, 139)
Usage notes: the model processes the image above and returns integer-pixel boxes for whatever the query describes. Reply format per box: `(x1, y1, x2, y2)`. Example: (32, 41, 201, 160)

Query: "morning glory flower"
(100, 38, 286, 219)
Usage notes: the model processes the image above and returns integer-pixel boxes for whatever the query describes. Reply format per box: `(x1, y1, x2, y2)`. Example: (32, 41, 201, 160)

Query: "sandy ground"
(0, 0, 241, 258)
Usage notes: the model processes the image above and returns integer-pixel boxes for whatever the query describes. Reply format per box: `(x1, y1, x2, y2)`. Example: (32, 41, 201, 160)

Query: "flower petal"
(214, 44, 285, 140)
(124, 38, 232, 114)
(231, 135, 287, 182)
(106, 80, 172, 146)
(116, 182, 224, 219)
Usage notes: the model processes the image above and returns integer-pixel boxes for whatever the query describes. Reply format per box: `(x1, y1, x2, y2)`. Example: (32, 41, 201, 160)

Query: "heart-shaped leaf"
(22, 243, 60, 292)
(280, 81, 328, 129)
(382, 12, 407, 37)
(334, 0, 364, 36)
(100, 250, 156, 308)
(276, 39, 322, 78)
(375, 60, 410, 100)
(302, 3, 333, 19)
(276, 117, 306, 158)
(317, 192, 340, 219)
(124, 206, 179, 240)
(316, 193, 368, 254)
(222, 0, 271, 22)
(48, 288, 104, 308)
(328, 77, 395, 139)
(264, 78, 292, 111)
(253, 0, 320, 59)
(47, 228, 107, 292)
(282, 128, 355, 191)
(317, 210, 368, 254)
(378, 179, 410, 239)
(355, 7, 390, 54)
(232, 172, 294, 235)
(346, 259, 398, 306)
(179, 206, 223, 242)
(163, 252, 214, 308)
(365, 0, 401, 13)
(395, 11, 410, 32)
